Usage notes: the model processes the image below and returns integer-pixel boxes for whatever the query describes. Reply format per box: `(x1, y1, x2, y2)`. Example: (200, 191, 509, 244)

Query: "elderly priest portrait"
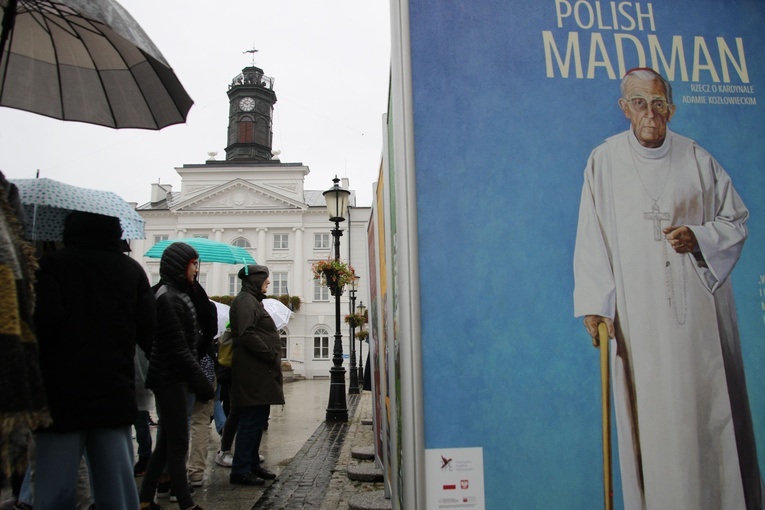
(573, 67, 763, 510)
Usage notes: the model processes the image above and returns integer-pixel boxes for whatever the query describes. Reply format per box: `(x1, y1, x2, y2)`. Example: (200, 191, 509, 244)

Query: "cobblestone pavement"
(317, 391, 387, 510)
(251, 397, 359, 509)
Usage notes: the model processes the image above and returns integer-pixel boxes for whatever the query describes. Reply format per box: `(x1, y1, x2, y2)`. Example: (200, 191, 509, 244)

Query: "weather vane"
(243, 45, 258, 66)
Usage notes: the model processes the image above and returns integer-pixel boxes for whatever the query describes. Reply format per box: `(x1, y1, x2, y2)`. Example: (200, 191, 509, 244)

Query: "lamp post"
(348, 276, 360, 394)
(356, 301, 366, 388)
(323, 176, 351, 422)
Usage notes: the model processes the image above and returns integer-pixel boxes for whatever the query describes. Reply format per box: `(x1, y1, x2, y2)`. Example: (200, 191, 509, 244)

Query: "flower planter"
(312, 258, 355, 296)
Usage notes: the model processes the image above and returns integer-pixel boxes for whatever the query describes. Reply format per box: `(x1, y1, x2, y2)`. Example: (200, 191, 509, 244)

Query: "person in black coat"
(33, 211, 156, 509)
(139, 241, 213, 510)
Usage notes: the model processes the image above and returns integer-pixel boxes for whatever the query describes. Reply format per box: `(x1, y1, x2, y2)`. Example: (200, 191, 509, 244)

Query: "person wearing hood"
(32, 211, 156, 509)
(228, 264, 285, 486)
(139, 242, 213, 510)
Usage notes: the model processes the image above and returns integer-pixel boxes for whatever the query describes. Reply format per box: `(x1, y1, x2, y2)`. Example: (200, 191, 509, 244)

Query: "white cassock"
(574, 129, 763, 510)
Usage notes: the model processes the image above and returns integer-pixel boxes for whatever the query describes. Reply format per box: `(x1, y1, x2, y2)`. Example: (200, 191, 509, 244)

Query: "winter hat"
(63, 211, 122, 249)
(238, 264, 269, 281)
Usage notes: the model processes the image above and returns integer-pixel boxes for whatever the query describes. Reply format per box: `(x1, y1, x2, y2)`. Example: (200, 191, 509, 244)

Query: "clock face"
(238, 97, 255, 112)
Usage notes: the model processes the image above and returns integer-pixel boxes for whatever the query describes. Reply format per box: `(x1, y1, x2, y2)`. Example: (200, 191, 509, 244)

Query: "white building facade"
(128, 65, 371, 381)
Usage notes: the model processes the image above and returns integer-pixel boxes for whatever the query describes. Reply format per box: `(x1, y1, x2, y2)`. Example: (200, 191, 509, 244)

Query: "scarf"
(0, 173, 51, 478)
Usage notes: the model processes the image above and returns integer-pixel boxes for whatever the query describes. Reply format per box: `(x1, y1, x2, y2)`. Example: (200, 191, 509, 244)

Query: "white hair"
(620, 69, 674, 104)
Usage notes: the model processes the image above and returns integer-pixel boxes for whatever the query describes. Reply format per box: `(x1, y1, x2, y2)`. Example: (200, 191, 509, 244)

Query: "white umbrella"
(213, 298, 292, 336)
(212, 300, 229, 339)
(263, 298, 293, 331)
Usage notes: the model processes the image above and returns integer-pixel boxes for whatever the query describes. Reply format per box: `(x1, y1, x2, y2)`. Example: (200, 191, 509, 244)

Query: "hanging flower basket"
(356, 330, 369, 341)
(344, 312, 367, 328)
(312, 258, 356, 294)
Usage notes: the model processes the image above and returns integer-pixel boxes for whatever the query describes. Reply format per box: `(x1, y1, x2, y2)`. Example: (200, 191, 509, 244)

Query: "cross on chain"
(644, 201, 669, 241)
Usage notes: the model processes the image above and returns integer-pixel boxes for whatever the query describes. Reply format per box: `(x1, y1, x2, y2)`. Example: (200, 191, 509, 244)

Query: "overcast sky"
(0, 0, 391, 207)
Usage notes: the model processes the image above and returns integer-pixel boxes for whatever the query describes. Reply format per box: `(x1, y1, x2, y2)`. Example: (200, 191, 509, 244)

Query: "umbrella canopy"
(263, 298, 293, 331)
(212, 300, 229, 339)
(11, 177, 144, 240)
(144, 238, 256, 265)
(0, 0, 193, 129)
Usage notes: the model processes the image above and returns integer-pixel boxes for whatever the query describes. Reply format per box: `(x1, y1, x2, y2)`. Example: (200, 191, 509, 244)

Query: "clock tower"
(225, 66, 277, 161)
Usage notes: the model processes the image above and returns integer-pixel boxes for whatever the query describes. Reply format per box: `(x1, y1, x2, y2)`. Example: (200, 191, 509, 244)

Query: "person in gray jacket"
(228, 264, 285, 486)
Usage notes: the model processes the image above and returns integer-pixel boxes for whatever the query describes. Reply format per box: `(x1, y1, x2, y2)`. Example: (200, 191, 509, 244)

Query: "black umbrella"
(0, 0, 193, 129)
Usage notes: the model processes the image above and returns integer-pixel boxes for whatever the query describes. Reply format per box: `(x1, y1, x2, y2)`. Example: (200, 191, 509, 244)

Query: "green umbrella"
(144, 238, 256, 265)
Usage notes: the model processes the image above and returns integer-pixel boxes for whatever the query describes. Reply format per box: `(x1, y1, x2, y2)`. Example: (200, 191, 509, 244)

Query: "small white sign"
(425, 447, 485, 509)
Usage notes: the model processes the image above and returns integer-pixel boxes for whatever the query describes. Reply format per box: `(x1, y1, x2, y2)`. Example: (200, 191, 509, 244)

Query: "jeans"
(213, 382, 227, 434)
(33, 427, 136, 510)
(17, 464, 32, 505)
(231, 405, 269, 476)
(133, 410, 152, 460)
(139, 383, 194, 509)
(220, 406, 240, 452)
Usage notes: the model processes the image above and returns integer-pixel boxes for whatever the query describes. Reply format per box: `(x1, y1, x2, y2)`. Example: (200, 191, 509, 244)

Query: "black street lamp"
(323, 176, 351, 422)
(356, 301, 366, 388)
(348, 275, 360, 394)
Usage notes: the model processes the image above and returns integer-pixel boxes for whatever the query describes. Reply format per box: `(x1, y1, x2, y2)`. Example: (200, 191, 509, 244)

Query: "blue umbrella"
(11, 177, 145, 240)
(144, 238, 256, 265)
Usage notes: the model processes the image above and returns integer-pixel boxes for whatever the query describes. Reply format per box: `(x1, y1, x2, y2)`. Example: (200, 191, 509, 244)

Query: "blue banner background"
(409, 1, 765, 507)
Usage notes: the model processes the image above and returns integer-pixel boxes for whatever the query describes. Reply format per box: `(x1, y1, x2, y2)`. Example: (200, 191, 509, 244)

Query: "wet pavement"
(165, 378, 361, 509)
(2, 379, 389, 510)
(155, 378, 388, 509)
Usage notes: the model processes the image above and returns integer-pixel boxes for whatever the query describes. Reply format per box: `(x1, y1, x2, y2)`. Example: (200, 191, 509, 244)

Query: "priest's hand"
(663, 225, 698, 254)
(584, 315, 614, 347)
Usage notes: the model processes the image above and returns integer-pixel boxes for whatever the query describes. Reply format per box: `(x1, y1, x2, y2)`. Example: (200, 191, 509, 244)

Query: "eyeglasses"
(626, 96, 670, 114)
(192, 260, 200, 269)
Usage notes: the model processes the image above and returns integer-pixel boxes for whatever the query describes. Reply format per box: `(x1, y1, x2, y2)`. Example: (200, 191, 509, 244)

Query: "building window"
(153, 234, 169, 244)
(280, 330, 287, 359)
(231, 237, 251, 248)
(238, 120, 255, 143)
(228, 274, 241, 296)
(273, 233, 288, 250)
(272, 272, 288, 295)
(198, 273, 207, 290)
(313, 279, 329, 301)
(313, 328, 330, 359)
(193, 234, 209, 239)
(314, 233, 330, 249)
(151, 273, 161, 286)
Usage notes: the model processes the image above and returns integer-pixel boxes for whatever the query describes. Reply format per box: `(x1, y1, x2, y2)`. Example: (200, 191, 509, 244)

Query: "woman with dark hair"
(139, 242, 214, 510)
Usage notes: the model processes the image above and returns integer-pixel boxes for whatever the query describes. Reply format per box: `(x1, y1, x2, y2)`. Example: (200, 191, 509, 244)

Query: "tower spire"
(243, 45, 258, 66)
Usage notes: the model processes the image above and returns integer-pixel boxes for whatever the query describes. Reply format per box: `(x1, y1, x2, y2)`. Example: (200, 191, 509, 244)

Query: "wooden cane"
(597, 322, 613, 510)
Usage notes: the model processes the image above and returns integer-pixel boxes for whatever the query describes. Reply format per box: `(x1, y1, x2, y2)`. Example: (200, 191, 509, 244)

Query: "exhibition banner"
(384, 0, 765, 508)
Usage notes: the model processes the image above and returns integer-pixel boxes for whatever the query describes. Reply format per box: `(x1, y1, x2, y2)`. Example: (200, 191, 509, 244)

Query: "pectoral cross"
(644, 201, 669, 241)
